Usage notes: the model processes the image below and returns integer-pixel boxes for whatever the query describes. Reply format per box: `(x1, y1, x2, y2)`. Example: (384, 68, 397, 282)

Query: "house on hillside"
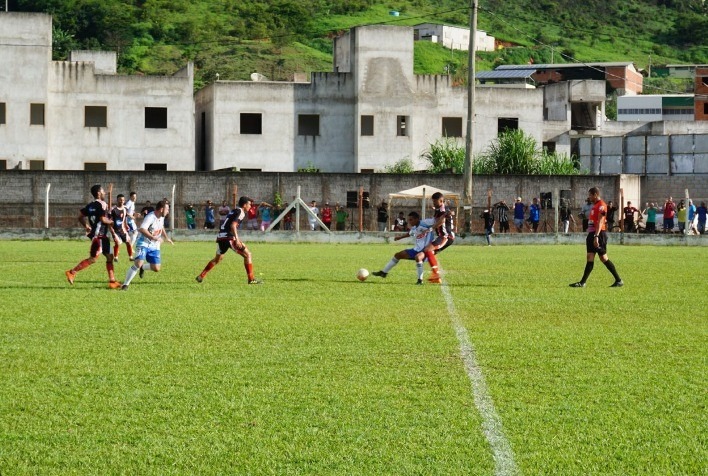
(412, 23, 495, 52)
(0, 12, 194, 171)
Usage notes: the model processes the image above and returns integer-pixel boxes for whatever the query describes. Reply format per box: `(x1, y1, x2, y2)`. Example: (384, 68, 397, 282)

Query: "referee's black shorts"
(586, 231, 608, 254)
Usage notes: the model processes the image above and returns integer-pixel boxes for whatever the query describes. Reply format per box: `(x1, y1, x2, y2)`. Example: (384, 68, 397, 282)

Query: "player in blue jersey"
(196, 196, 262, 284)
(65, 184, 121, 288)
(372, 211, 435, 284)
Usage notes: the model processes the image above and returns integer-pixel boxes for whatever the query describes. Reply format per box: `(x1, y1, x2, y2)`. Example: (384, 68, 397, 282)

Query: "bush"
(421, 138, 465, 174)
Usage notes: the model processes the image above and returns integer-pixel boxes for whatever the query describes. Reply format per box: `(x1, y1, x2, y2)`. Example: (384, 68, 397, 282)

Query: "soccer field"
(0, 241, 706, 474)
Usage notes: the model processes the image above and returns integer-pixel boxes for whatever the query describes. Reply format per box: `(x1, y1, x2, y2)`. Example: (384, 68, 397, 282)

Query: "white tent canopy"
(387, 184, 461, 229)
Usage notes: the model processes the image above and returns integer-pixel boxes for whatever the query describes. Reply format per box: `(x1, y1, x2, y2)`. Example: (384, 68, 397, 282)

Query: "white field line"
(439, 273, 520, 476)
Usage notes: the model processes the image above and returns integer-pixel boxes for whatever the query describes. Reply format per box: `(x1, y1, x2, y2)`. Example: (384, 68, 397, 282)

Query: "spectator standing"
(218, 200, 231, 227)
(687, 200, 697, 234)
(513, 197, 525, 232)
(696, 202, 707, 234)
(677, 200, 687, 234)
(184, 204, 197, 230)
(376, 201, 388, 232)
(203, 201, 216, 229)
(663, 197, 676, 232)
(321, 202, 333, 230)
(335, 203, 348, 231)
(560, 203, 573, 234)
(493, 200, 510, 233)
(623, 201, 639, 233)
(271, 203, 283, 230)
(246, 202, 258, 230)
(308, 200, 319, 231)
(259, 202, 273, 231)
(141, 201, 155, 217)
(284, 203, 294, 230)
(481, 208, 495, 245)
(527, 198, 540, 233)
(607, 201, 618, 231)
(642, 203, 658, 233)
(580, 199, 593, 232)
(393, 212, 407, 231)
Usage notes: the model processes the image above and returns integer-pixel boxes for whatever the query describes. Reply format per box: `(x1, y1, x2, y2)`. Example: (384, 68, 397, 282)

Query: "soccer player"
(65, 184, 121, 289)
(196, 196, 262, 284)
(110, 194, 133, 262)
(372, 211, 434, 284)
(121, 200, 173, 290)
(569, 186, 624, 288)
(124, 191, 139, 245)
(421, 191, 455, 284)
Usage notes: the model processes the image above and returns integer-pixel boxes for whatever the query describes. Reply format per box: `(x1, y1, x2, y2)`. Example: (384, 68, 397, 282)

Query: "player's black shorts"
(217, 237, 247, 255)
(585, 231, 608, 255)
(113, 230, 128, 243)
(89, 236, 111, 258)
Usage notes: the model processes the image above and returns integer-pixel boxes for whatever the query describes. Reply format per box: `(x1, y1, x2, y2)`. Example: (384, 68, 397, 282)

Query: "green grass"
(0, 241, 706, 474)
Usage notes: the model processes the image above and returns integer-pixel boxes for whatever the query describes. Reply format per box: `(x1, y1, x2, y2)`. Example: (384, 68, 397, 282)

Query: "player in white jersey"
(124, 191, 139, 245)
(371, 211, 435, 284)
(121, 200, 173, 290)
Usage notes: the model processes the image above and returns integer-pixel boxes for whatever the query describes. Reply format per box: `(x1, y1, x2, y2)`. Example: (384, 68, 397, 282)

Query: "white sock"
(141, 263, 151, 271)
(416, 262, 424, 280)
(124, 265, 139, 286)
(383, 258, 399, 273)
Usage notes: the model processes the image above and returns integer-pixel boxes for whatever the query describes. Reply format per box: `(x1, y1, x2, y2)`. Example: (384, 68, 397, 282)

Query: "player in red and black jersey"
(110, 194, 133, 262)
(569, 186, 624, 288)
(419, 191, 455, 283)
(195, 196, 262, 284)
(65, 184, 121, 288)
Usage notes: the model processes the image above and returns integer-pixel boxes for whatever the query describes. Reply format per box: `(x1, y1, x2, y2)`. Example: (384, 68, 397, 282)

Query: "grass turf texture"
(0, 241, 705, 474)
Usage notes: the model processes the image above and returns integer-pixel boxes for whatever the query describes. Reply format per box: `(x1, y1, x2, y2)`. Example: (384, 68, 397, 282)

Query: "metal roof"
(495, 62, 634, 70)
(476, 69, 536, 80)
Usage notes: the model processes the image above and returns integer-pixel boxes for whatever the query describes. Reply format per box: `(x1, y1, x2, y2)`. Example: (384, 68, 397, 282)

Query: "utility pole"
(462, 0, 478, 230)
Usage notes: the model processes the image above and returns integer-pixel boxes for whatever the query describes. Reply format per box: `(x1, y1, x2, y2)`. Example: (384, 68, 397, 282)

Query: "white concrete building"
(196, 26, 598, 172)
(0, 12, 195, 171)
(413, 23, 495, 52)
(617, 95, 695, 122)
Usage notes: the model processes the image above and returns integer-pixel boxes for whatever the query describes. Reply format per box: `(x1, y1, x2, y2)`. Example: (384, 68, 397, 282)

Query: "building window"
(704, 103, 708, 114)
(703, 77, 708, 87)
(361, 115, 374, 136)
(0, 160, 6, 170)
(240, 113, 262, 134)
(0, 103, 5, 125)
(145, 163, 167, 171)
(442, 117, 463, 137)
(542, 141, 556, 153)
(298, 114, 320, 136)
(498, 117, 518, 134)
(29, 160, 45, 170)
(30, 103, 45, 126)
(397, 115, 409, 137)
(85, 106, 107, 128)
(145, 107, 167, 129)
(84, 162, 107, 171)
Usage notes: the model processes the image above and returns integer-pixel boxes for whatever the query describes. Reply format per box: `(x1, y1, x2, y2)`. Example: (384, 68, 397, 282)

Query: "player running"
(372, 211, 435, 284)
(121, 200, 173, 290)
(110, 194, 133, 262)
(124, 191, 139, 246)
(421, 191, 455, 284)
(65, 184, 121, 289)
(195, 196, 262, 284)
(569, 186, 624, 288)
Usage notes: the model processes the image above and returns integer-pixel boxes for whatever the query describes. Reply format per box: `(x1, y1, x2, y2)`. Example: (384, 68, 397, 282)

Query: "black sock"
(603, 260, 621, 282)
(580, 262, 594, 283)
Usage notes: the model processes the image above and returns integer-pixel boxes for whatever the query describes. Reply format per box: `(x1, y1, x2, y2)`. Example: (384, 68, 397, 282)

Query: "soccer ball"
(356, 268, 369, 281)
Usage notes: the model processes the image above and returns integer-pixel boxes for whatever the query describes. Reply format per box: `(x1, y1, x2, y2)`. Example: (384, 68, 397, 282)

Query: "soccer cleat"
(139, 267, 145, 279)
(65, 270, 75, 285)
(610, 280, 624, 287)
(569, 282, 586, 288)
(121, 284, 129, 291)
(113, 257, 118, 263)
(108, 281, 121, 289)
(248, 279, 263, 285)
(128, 256, 134, 261)
(428, 272, 441, 282)
(416, 279, 423, 285)
(195, 276, 203, 283)
(372, 270, 387, 278)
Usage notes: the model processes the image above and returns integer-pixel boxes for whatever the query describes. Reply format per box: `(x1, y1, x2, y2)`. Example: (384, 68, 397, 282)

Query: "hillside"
(10, 0, 708, 89)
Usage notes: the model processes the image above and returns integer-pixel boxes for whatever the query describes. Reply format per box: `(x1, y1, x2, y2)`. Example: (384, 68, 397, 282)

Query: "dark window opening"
(497, 117, 518, 134)
(240, 168, 263, 172)
(84, 162, 106, 171)
(442, 117, 463, 137)
(29, 160, 45, 170)
(703, 76, 708, 87)
(298, 114, 320, 136)
(361, 115, 374, 136)
(144, 163, 167, 171)
(85, 106, 107, 128)
(0, 103, 5, 125)
(360, 168, 375, 173)
(240, 113, 262, 134)
(30, 103, 45, 126)
(542, 141, 556, 153)
(397, 116, 409, 137)
(704, 103, 708, 115)
(0, 160, 6, 170)
(145, 107, 167, 129)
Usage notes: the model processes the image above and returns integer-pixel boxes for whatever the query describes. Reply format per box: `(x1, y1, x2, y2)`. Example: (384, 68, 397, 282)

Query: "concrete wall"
(0, 171, 624, 231)
(413, 24, 494, 52)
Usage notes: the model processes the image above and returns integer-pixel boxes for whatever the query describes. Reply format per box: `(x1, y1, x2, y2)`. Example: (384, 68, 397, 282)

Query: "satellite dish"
(250, 73, 268, 82)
